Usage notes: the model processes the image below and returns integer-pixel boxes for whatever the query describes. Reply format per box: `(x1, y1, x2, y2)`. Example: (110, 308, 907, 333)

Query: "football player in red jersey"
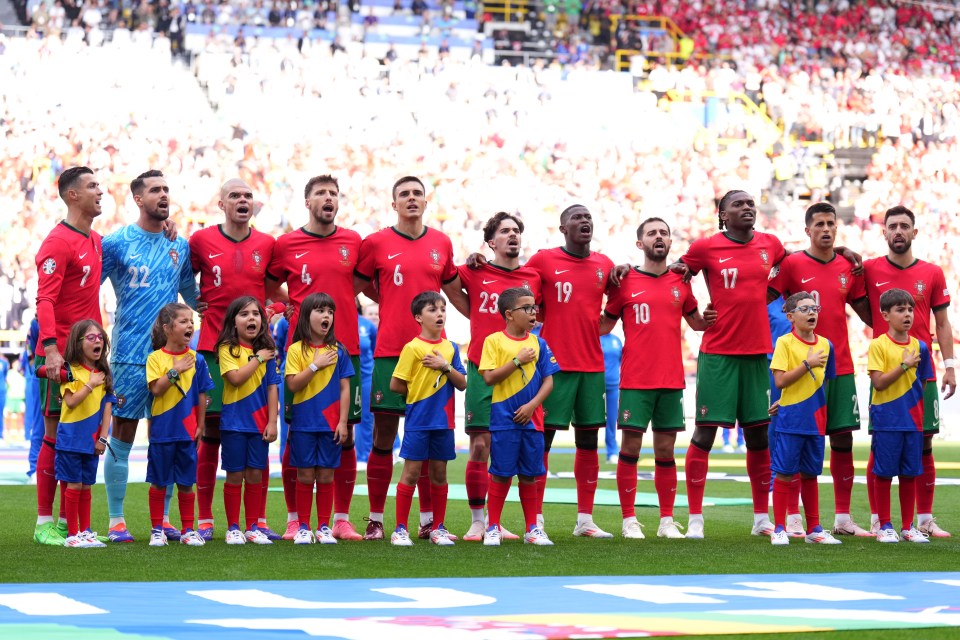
(601, 217, 714, 540)
(524, 204, 616, 538)
(189, 178, 281, 541)
(353, 176, 465, 540)
(863, 205, 955, 538)
(675, 190, 786, 539)
(452, 212, 542, 541)
(266, 175, 366, 541)
(33, 167, 105, 545)
(769, 202, 873, 537)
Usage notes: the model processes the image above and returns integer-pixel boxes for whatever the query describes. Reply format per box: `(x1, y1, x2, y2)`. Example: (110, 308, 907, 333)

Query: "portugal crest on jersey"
(621, 409, 631, 422)
(699, 405, 708, 417)
(115, 394, 126, 409)
(41, 258, 56, 275)
(759, 249, 769, 265)
(169, 249, 180, 267)
(466, 411, 474, 424)
(338, 245, 351, 265)
(252, 250, 263, 271)
(838, 272, 848, 291)
(671, 286, 681, 305)
(374, 390, 384, 404)
(595, 268, 604, 287)
(915, 280, 926, 298)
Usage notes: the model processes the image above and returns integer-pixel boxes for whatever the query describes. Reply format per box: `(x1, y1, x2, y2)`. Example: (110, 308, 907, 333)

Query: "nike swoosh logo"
(79, 253, 87, 259)
(926, 482, 936, 487)
(587, 479, 597, 484)
(689, 478, 705, 485)
(843, 476, 854, 482)
(718, 257, 733, 263)
(129, 254, 141, 260)
(209, 253, 223, 259)
(801, 277, 815, 284)
(631, 291, 645, 298)
(625, 487, 636, 493)
(295, 252, 309, 259)
(388, 253, 402, 259)
(875, 281, 890, 287)
(482, 279, 497, 285)
(555, 269, 569, 275)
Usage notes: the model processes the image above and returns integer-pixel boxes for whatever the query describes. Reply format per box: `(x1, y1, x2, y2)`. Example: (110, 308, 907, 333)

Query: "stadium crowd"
(2, 2, 959, 357)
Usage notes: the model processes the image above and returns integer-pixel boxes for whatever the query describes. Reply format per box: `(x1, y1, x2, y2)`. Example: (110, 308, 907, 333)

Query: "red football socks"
(616, 455, 638, 519)
(574, 448, 599, 514)
(333, 446, 357, 515)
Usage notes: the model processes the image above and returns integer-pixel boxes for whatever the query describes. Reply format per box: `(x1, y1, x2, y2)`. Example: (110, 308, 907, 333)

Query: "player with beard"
(768, 202, 874, 537)
(674, 190, 786, 539)
(453, 212, 542, 541)
(267, 175, 366, 541)
(189, 179, 280, 541)
(33, 167, 105, 545)
(601, 217, 714, 540)
(863, 205, 955, 538)
(99, 170, 198, 543)
(354, 176, 465, 541)
(524, 204, 616, 538)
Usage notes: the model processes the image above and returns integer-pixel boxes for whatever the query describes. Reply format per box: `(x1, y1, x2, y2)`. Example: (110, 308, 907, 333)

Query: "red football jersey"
(604, 269, 698, 389)
(864, 256, 950, 380)
(457, 262, 542, 365)
(268, 226, 362, 354)
(681, 231, 785, 355)
(35, 222, 103, 352)
(770, 251, 866, 376)
(525, 247, 614, 372)
(189, 225, 275, 352)
(354, 227, 457, 357)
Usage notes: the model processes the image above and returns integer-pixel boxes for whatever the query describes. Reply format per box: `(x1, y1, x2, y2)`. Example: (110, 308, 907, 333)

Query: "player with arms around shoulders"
(100, 170, 198, 544)
(523, 203, 617, 539)
(267, 175, 366, 541)
(863, 205, 955, 538)
(189, 179, 280, 541)
(601, 217, 715, 540)
(353, 176, 465, 541)
(453, 211, 542, 541)
(768, 202, 873, 537)
(674, 190, 785, 539)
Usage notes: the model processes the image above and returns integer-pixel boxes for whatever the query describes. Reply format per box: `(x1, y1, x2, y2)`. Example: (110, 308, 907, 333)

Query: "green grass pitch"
(4, 443, 959, 640)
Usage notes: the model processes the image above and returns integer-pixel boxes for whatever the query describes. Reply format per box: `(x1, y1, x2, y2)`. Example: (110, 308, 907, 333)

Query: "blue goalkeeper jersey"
(101, 224, 197, 365)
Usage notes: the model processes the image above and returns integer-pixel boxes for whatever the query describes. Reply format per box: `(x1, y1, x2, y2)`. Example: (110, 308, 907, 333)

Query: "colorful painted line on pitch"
(1, 572, 959, 639)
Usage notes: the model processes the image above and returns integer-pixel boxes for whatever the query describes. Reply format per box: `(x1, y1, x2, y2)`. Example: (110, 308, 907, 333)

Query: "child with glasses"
(479, 287, 560, 546)
(56, 320, 117, 548)
(768, 292, 839, 546)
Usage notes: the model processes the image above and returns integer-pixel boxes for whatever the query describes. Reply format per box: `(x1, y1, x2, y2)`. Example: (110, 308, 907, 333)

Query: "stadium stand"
(1, 1, 958, 371)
